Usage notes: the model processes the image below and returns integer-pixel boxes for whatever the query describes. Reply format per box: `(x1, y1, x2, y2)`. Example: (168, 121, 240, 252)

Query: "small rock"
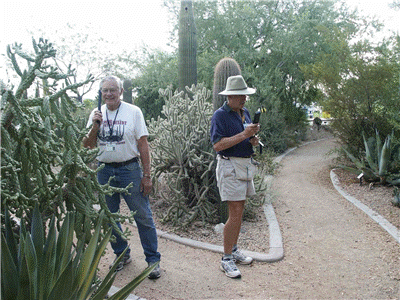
(214, 223, 225, 234)
(201, 230, 209, 236)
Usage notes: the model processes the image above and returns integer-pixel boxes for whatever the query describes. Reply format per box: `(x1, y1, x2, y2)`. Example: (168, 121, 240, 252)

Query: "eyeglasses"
(101, 88, 119, 94)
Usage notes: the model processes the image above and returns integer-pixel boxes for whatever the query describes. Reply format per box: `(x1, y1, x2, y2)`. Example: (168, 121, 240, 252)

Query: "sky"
(346, 0, 399, 39)
(0, 0, 399, 84)
(1, 0, 173, 53)
(1, 0, 398, 50)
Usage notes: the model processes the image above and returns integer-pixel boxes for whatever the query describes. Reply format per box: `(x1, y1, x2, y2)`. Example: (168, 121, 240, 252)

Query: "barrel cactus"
(212, 57, 242, 112)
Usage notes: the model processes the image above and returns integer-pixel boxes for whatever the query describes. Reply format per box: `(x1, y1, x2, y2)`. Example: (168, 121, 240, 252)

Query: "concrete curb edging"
(151, 146, 300, 262)
(107, 286, 141, 300)
(155, 201, 284, 262)
(330, 169, 400, 244)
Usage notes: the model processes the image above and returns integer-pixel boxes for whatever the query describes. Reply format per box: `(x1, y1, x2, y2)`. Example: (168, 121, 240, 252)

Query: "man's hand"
(92, 110, 103, 125)
(213, 123, 261, 152)
(140, 176, 152, 196)
(82, 110, 103, 149)
(249, 135, 260, 147)
(244, 123, 260, 138)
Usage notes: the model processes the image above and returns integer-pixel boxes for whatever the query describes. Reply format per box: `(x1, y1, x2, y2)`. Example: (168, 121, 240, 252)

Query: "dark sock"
(222, 254, 233, 261)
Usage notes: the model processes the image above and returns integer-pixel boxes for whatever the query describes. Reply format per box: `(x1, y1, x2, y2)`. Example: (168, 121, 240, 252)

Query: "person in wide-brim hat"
(210, 74, 260, 279)
(219, 75, 256, 96)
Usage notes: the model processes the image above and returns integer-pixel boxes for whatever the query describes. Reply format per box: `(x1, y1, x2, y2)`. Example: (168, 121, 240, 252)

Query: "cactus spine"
(178, 0, 197, 93)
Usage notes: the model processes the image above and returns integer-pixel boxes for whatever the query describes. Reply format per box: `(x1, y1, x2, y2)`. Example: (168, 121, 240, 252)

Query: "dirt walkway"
(98, 138, 399, 299)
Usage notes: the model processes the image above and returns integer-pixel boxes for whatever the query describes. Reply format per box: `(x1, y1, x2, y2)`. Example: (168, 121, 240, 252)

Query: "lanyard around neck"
(239, 110, 245, 124)
(105, 104, 121, 137)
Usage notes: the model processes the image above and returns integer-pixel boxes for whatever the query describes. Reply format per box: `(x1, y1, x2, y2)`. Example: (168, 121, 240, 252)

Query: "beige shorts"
(216, 156, 255, 201)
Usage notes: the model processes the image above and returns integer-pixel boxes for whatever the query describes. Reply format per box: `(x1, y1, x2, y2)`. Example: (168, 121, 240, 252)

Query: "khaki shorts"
(216, 156, 255, 201)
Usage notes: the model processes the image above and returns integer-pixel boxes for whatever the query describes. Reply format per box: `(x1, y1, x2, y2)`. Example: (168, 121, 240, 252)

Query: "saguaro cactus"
(212, 57, 242, 112)
(178, 0, 197, 93)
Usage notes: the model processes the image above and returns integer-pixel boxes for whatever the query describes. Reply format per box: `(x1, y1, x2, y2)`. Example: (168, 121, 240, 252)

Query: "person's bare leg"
(223, 200, 245, 254)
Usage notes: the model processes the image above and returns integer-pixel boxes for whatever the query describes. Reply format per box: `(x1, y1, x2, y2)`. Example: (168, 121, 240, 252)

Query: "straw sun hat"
(219, 75, 256, 96)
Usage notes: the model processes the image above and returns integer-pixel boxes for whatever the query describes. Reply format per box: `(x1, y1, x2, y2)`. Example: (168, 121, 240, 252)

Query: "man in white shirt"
(83, 75, 161, 279)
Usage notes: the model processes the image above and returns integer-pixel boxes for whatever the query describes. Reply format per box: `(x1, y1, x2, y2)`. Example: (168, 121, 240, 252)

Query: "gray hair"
(99, 75, 123, 91)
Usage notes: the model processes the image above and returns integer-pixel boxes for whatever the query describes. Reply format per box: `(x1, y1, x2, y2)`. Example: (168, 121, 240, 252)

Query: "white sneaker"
(232, 249, 253, 265)
(220, 259, 241, 278)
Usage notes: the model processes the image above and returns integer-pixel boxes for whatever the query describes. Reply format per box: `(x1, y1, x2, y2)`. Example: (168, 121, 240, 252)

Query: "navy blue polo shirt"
(210, 102, 254, 157)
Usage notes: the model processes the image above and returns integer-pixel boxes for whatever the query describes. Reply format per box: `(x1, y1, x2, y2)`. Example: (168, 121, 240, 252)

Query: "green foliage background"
(118, 0, 400, 154)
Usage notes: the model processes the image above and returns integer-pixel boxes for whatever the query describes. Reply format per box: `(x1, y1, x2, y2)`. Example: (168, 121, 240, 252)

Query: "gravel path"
(271, 139, 399, 299)
(98, 138, 400, 299)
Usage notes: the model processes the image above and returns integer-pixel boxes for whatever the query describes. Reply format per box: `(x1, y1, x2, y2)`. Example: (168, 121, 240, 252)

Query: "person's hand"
(92, 110, 103, 126)
(140, 176, 152, 196)
(249, 135, 260, 146)
(244, 123, 260, 138)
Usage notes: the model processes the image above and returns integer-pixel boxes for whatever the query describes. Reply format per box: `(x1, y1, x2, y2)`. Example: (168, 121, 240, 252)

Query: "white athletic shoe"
(232, 249, 253, 265)
(220, 258, 241, 278)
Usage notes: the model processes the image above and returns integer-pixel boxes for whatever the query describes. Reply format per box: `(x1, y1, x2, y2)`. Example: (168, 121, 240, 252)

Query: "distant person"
(210, 75, 260, 278)
(83, 75, 161, 279)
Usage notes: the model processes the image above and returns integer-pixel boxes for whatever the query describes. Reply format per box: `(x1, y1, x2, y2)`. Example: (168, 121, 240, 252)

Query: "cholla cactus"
(1, 38, 127, 239)
(148, 84, 218, 226)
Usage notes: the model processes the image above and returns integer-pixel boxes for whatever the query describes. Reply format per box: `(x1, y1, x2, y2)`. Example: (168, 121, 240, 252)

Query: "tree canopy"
(18, 0, 396, 153)
(158, 0, 383, 152)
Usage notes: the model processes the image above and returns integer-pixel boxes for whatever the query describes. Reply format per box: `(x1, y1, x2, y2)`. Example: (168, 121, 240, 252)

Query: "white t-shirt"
(86, 101, 149, 163)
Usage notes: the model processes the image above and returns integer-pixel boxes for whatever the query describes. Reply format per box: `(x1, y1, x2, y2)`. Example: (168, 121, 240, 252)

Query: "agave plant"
(341, 131, 400, 186)
(393, 187, 400, 207)
(1, 204, 157, 300)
